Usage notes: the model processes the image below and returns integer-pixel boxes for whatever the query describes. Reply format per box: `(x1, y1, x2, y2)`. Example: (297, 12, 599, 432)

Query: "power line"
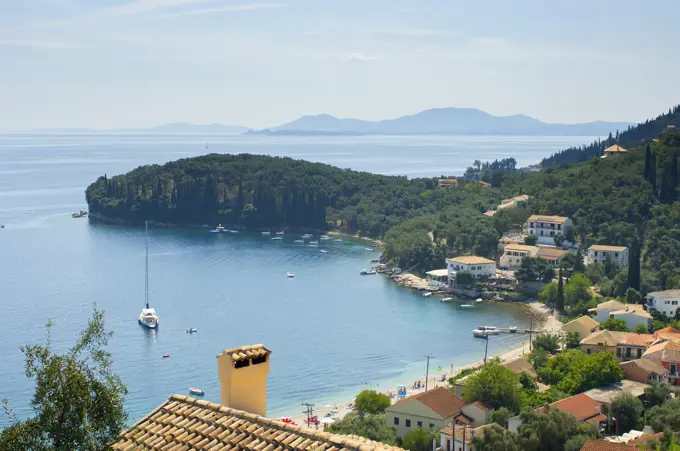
(425, 355, 434, 391)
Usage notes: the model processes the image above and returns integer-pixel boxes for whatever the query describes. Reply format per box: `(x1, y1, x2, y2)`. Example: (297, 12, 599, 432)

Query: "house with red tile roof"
(580, 439, 637, 450)
(642, 339, 680, 386)
(653, 326, 680, 342)
(621, 359, 669, 384)
(508, 393, 606, 433)
(384, 387, 466, 437)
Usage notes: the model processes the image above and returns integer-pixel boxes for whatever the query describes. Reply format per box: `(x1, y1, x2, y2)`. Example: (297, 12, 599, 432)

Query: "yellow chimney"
(217, 344, 271, 416)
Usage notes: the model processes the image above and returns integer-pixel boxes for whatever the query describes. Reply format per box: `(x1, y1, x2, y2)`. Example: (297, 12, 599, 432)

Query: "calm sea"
(0, 134, 592, 426)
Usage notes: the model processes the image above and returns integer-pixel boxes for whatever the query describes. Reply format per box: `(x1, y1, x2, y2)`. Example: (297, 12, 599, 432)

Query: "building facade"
(524, 215, 572, 246)
(447, 256, 496, 286)
(499, 244, 538, 269)
(563, 316, 600, 341)
(385, 387, 466, 438)
(647, 290, 680, 317)
(621, 359, 669, 384)
(536, 247, 569, 267)
(587, 245, 629, 268)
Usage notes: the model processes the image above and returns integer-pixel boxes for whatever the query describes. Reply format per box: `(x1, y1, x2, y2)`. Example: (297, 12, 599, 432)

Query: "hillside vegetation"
(86, 108, 680, 296)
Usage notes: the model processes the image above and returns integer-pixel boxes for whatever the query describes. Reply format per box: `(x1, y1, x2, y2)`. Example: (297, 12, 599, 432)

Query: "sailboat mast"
(145, 220, 149, 309)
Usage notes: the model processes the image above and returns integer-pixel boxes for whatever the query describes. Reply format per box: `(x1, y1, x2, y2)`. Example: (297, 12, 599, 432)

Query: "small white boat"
(333, 239, 344, 242)
(364, 248, 374, 251)
(475, 298, 483, 303)
(422, 292, 433, 297)
(320, 235, 331, 240)
(229, 230, 238, 234)
(302, 234, 312, 239)
(271, 236, 283, 240)
(287, 272, 295, 278)
(473, 329, 488, 338)
(138, 222, 160, 329)
(262, 231, 271, 236)
(509, 326, 518, 333)
(440, 297, 453, 303)
(474, 326, 500, 335)
(189, 387, 204, 396)
(276, 231, 284, 235)
(216, 224, 225, 232)
(320, 249, 328, 253)
(309, 241, 319, 245)
(461, 304, 473, 308)
(294, 239, 304, 243)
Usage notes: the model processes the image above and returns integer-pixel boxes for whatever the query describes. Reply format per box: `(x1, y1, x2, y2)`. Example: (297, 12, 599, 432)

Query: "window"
(550, 231, 555, 236)
(626, 348, 631, 357)
(617, 347, 622, 357)
(447, 439, 451, 451)
(594, 251, 598, 256)
(586, 348, 591, 354)
(405, 419, 411, 427)
(615, 253, 619, 258)
(417, 421, 423, 428)
(637, 349, 642, 358)
(671, 364, 677, 376)
(430, 423, 435, 429)
(393, 417, 399, 425)
(673, 301, 679, 305)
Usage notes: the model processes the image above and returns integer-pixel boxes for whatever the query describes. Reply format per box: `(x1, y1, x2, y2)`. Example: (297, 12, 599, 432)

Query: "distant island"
(246, 107, 633, 137)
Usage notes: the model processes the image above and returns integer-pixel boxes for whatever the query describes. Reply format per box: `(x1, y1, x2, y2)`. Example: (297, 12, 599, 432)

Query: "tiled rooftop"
(111, 395, 404, 451)
(219, 344, 271, 362)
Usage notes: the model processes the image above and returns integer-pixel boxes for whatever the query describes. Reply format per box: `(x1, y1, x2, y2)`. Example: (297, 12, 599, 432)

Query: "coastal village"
(107, 143, 680, 451)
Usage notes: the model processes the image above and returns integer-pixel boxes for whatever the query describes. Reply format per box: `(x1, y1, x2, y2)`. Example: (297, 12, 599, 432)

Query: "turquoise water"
(0, 134, 590, 425)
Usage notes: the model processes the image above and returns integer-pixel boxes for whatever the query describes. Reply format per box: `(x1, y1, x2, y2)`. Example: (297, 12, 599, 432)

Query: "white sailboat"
(139, 221, 160, 329)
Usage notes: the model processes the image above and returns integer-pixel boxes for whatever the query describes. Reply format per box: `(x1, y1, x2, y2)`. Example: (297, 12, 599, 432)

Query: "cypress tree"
(671, 151, 679, 202)
(627, 238, 641, 291)
(557, 267, 565, 312)
(650, 150, 658, 195)
(644, 144, 651, 181)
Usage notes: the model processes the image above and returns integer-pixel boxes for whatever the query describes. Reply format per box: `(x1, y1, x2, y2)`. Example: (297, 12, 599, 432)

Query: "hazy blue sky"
(1, 0, 679, 129)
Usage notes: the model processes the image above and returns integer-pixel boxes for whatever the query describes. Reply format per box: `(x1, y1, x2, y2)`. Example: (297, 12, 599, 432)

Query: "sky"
(1, 0, 679, 130)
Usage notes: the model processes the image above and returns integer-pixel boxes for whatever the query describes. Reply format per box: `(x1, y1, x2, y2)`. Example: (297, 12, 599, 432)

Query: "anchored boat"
(138, 221, 160, 330)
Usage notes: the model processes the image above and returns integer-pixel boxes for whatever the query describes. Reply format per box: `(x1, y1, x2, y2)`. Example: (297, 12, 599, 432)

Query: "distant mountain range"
(8, 122, 249, 135)
(247, 108, 634, 136)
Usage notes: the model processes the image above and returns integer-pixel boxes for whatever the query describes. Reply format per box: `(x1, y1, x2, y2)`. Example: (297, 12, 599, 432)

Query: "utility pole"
(301, 402, 315, 426)
(425, 355, 434, 391)
(529, 313, 534, 351)
(483, 334, 490, 365)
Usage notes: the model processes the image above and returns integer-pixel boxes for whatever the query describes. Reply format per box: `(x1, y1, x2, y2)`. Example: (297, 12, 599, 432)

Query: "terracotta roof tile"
(390, 386, 465, 419)
(440, 424, 496, 443)
(527, 215, 570, 224)
(111, 395, 404, 451)
(589, 245, 627, 252)
(536, 393, 605, 423)
(580, 439, 637, 450)
(565, 316, 600, 330)
(537, 247, 568, 260)
(621, 359, 668, 376)
(447, 256, 495, 266)
(218, 344, 271, 362)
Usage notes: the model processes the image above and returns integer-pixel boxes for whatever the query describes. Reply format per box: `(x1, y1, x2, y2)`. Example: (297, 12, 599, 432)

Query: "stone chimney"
(217, 344, 271, 416)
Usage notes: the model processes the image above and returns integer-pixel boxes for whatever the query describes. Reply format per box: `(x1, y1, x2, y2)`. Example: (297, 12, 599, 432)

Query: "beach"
(286, 301, 562, 428)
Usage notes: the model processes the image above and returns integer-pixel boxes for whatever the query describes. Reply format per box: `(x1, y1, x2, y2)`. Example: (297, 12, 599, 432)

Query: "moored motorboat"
(294, 239, 304, 243)
(333, 239, 344, 242)
(320, 235, 331, 240)
(271, 236, 283, 240)
(287, 272, 295, 278)
(216, 224, 225, 232)
(461, 304, 474, 308)
(473, 329, 488, 338)
(189, 387, 204, 396)
(262, 231, 271, 236)
(422, 292, 433, 297)
(309, 241, 318, 245)
(320, 249, 328, 253)
(364, 247, 374, 251)
(276, 231, 284, 235)
(509, 326, 518, 333)
(475, 298, 483, 303)
(162, 354, 170, 358)
(473, 325, 500, 335)
(440, 297, 453, 302)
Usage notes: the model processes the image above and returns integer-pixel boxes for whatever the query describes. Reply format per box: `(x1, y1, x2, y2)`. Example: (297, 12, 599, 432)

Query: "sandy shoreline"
(284, 302, 562, 428)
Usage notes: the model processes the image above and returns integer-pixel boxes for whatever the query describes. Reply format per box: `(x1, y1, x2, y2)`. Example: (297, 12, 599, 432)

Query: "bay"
(0, 134, 590, 426)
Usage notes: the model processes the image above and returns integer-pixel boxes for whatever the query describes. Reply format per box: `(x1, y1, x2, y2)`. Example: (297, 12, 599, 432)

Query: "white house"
(499, 244, 538, 269)
(647, 290, 680, 318)
(447, 256, 496, 286)
(587, 245, 629, 268)
(384, 387, 465, 438)
(524, 215, 572, 245)
(588, 300, 627, 324)
(609, 305, 652, 332)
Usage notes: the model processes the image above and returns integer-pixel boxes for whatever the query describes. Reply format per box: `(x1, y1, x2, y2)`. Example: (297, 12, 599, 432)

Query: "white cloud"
(163, 2, 284, 17)
(370, 28, 451, 38)
(347, 52, 377, 62)
(100, 0, 211, 17)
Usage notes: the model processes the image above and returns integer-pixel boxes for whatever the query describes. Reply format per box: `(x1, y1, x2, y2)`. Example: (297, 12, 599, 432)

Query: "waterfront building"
(524, 215, 572, 246)
(111, 344, 405, 451)
(446, 256, 496, 286)
(563, 316, 600, 341)
(646, 289, 680, 317)
(587, 245, 629, 268)
(499, 244, 538, 269)
(384, 386, 465, 438)
(620, 359, 669, 384)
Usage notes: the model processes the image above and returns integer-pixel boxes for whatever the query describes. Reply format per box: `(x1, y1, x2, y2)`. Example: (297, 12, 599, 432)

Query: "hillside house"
(587, 245, 629, 268)
(646, 290, 680, 317)
(583, 380, 649, 408)
(508, 393, 606, 433)
(563, 316, 601, 341)
(384, 386, 466, 438)
(588, 300, 627, 324)
(608, 305, 652, 332)
(642, 339, 680, 387)
(524, 215, 572, 246)
(620, 359, 669, 384)
(440, 424, 495, 451)
(438, 178, 458, 188)
(499, 244, 538, 269)
(601, 144, 628, 158)
(536, 247, 569, 267)
(580, 330, 654, 361)
(653, 326, 680, 341)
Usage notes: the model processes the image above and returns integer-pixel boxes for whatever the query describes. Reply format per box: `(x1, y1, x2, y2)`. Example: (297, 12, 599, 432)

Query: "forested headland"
(87, 106, 680, 294)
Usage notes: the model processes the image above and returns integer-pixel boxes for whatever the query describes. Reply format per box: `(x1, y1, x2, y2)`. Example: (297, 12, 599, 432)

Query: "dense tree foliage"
(354, 390, 391, 416)
(401, 428, 439, 451)
(537, 349, 623, 395)
(645, 399, 680, 433)
(0, 308, 128, 450)
(644, 381, 673, 408)
(470, 424, 520, 451)
(600, 318, 630, 332)
(515, 408, 597, 451)
(540, 105, 680, 167)
(461, 358, 524, 413)
(611, 392, 643, 434)
(327, 412, 396, 445)
(532, 334, 559, 353)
